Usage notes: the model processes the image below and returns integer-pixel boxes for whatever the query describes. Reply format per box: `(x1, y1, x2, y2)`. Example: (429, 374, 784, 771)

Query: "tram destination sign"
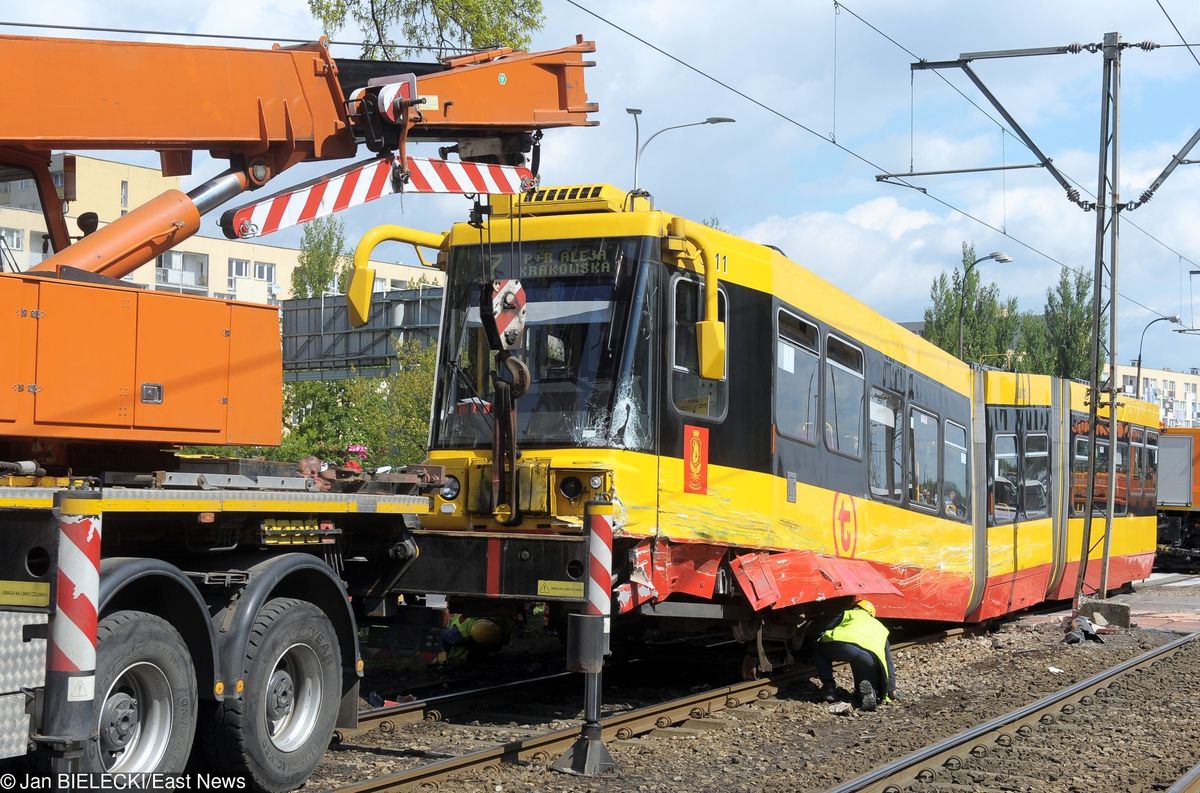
(471, 239, 627, 280)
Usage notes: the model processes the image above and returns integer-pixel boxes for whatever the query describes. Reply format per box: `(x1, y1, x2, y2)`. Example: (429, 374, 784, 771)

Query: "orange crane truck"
(0, 31, 594, 790)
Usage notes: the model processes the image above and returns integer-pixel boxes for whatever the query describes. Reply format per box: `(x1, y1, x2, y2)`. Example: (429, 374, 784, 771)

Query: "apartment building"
(0, 153, 442, 302)
(1117, 362, 1200, 428)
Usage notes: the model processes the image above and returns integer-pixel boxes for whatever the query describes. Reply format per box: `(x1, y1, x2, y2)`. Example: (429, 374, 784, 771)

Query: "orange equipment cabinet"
(1, 272, 281, 446)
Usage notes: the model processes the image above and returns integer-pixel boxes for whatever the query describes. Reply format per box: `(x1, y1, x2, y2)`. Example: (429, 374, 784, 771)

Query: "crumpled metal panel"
(729, 550, 901, 611)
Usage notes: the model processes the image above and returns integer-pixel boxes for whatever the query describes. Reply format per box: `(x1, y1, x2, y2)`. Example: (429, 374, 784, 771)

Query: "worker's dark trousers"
(814, 640, 895, 695)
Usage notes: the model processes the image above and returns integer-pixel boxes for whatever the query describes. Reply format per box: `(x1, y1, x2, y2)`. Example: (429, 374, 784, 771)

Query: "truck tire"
(199, 598, 340, 793)
(86, 610, 197, 773)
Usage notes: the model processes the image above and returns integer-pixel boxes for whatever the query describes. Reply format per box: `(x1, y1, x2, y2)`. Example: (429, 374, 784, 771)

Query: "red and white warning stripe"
(347, 75, 419, 124)
(492, 280, 527, 350)
(584, 506, 613, 620)
(225, 156, 534, 239)
(49, 512, 101, 695)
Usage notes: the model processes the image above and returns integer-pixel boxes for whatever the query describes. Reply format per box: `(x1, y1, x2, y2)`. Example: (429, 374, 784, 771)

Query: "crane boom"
(5, 32, 594, 279)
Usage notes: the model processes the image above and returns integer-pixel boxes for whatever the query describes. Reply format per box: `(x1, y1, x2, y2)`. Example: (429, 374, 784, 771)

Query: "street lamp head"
(705, 117, 735, 124)
(626, 108, 642, 116)
(1169, 314, 1182, 323)
(985, 251, 1013, 263)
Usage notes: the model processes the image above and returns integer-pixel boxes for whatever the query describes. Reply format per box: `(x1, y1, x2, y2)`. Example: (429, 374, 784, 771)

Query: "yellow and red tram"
(356, 184, 1158, 649)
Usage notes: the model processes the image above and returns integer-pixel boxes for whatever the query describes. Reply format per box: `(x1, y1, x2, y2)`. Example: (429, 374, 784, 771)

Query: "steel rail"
(334, 668, 807, 792)
(332, 628, 971, 792)
(341, 670, 575, 738)
(344, 635, 741, 737)
(831, 630, 1200, 793)
(1168, 760, 1200, 793)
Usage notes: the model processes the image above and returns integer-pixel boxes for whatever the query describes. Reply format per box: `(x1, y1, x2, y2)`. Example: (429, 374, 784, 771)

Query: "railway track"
(831, 631, 1200, 793)
(324, 628, 974, 792)
(1170, 762, 1200, 793)
(341, 670, 576, 738)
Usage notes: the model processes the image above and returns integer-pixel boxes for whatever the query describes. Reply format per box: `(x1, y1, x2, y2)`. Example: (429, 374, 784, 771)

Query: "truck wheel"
(201, 598, 340, 793)
(86, 611, 197, 773)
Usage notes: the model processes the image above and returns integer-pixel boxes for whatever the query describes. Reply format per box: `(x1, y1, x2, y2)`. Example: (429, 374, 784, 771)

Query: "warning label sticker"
(0, 581, 49, 608)
(537, 580, 585, 598)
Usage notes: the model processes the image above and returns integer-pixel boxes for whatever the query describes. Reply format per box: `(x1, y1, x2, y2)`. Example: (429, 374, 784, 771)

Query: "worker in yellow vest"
(813, 599, 897, 711)
(441, 614, 508, 664)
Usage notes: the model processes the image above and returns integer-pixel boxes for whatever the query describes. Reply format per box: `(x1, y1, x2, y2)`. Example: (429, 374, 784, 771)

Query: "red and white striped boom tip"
(222, 155, 535, 239)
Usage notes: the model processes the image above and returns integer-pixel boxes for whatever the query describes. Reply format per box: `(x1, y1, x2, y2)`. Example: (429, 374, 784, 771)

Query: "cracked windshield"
(435, 236, 656, 451)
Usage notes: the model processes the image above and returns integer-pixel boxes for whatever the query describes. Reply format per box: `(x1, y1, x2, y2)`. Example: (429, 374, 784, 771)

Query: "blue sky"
(13, 0, 1200, 369)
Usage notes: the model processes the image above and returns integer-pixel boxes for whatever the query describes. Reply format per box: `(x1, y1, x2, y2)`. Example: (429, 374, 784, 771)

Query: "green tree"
(1014, 311, 1052, 373)
(922, 242, 1020, 364)
(345, 339, 438, 465)
(308, 0, 544, 58)
(702, 214, 729, 233)
(292, 216, 350, 299)
(276, 339, 437, 467)
(1042, 266, 1095, 380)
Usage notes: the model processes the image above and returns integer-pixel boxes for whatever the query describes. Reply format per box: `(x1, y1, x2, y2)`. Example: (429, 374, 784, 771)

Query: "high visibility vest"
(444, 615, 474, 661)
(819, 608, 890, 688)
(448, 614, 472, 638)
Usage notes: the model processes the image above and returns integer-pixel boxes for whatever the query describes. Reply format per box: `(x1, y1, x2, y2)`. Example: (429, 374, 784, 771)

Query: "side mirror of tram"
(697, 319, 726, 380)
(347, 265, 377, 328)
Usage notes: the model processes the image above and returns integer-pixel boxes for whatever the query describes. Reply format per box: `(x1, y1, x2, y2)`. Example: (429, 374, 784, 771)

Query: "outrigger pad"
(729, 550, 902, 611)
(551, 725, 617, 777)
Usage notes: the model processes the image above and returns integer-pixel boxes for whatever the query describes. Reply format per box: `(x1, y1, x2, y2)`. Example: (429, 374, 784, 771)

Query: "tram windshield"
(433, 237, 657, 451)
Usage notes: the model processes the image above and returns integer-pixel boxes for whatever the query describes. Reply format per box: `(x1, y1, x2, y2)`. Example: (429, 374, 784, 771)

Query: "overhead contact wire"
(563, 2, 1054, 264)
(831, 1, 1200, 314)
(1155, 0, 1200, 70)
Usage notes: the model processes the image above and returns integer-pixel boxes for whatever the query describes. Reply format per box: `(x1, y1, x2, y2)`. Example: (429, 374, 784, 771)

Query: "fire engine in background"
(0, 31, 594, 791)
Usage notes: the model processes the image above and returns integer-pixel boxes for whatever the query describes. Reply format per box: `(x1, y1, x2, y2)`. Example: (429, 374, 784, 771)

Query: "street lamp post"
(626, 111, 735, 190)
(625, 108, 641, 189)
(1135, 315, 1181, 398)
(957, 251, 1013, 360)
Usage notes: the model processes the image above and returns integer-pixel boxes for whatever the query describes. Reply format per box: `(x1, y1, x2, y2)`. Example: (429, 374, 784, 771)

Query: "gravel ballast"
(313, 619, 1182, 792)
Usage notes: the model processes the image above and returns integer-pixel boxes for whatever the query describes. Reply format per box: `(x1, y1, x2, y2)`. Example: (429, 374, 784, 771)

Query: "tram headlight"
(589, 474, 604, 490)
(559, 476, 584, 500)
(440, 475, 461, 501)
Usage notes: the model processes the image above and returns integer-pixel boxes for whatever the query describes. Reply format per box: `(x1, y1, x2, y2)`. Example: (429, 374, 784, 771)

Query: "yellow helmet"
(469, 618, 502, 646)
(856, 599, 877, 618)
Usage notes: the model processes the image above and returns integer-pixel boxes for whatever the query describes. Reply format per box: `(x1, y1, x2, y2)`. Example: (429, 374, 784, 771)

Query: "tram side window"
(1071, 435, 1089, 515)
(1093, 440, 1111, 513)
(824, 336, 864, 457)
(908, 407, 939, 510)
(1131, 427, 1145, 494)
(1115, 435, 1130, 516)
(992, 433, 1018, 525)
(1130, 427, 1146, 512)
(776, 311, 820, 443)
(1024, 432, 1050, 520)
(671, 278, 728, 419)
(1146, 430, 1160, 502)
(943, 421, 970, 520)
(868, 389, 903, 500)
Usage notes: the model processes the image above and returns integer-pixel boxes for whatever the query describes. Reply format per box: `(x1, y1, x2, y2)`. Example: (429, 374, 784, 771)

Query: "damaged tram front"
(388, 186, 677, 608)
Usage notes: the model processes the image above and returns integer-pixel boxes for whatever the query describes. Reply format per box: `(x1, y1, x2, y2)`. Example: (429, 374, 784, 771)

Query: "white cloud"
(845, 197, 938, 240)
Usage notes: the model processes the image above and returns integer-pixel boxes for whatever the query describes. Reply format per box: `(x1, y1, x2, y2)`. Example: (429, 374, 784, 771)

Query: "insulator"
(1066, 188, 1080, 203)
(1066, 43, 1084, 54)
(1135, 40, 1159, 51)
(1138, 190, 1153, 205)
